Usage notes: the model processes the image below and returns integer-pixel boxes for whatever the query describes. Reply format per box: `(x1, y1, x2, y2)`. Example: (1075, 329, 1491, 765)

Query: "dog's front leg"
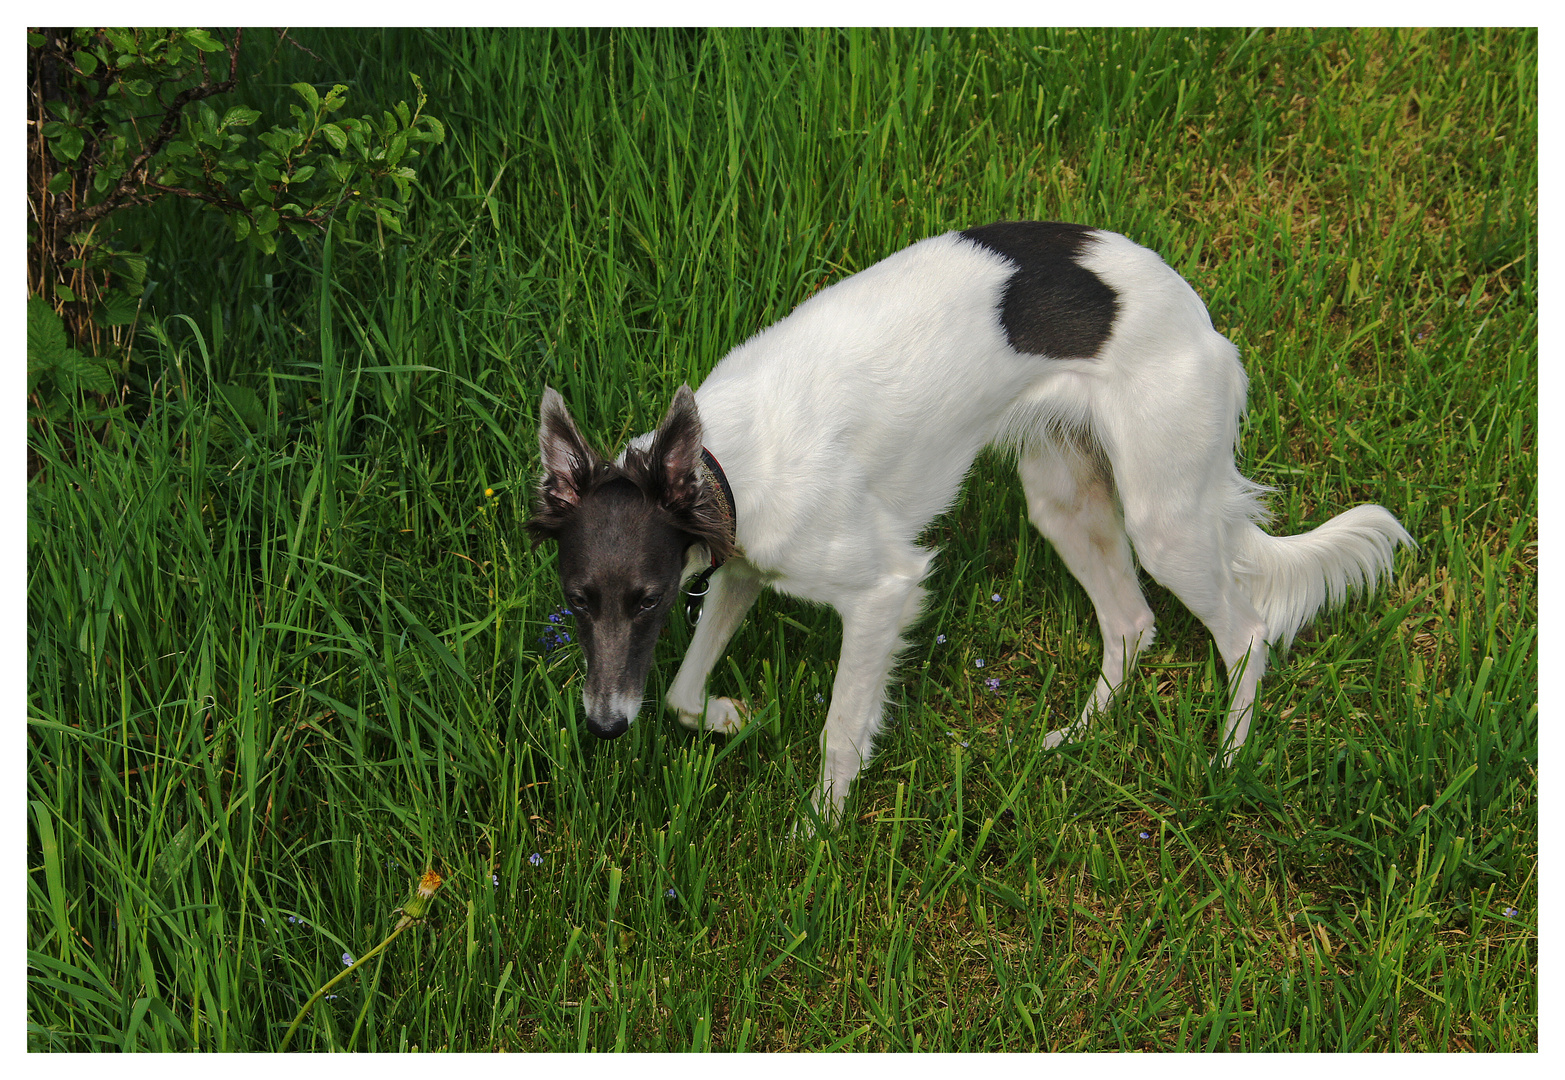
(801, 570, 927, 833)
(666, 561, 762, 734)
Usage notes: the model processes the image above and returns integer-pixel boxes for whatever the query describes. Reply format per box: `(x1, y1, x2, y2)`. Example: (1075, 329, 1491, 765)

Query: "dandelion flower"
(484, 488, 495, 498)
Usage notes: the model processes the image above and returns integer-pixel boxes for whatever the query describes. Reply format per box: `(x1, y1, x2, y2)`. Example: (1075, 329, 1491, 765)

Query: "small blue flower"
(325, 994, 340, 1001)
(287, 915, 298, 924)
(936, 634, 946, 644)
(991, 593, 1002, 602)
(814, 693, 823, 704)
(529, 852, 543, 866)
(492, 873, 499, 886)
(985, 677, 1000, 692)
(342, 952, 355, 966)
(549, 612, 562, 623)
(1139, 831, 1151, 841)
(665, 888, 678, 899)
(1504, 906, 1518, 918)
(974, 658, 985, 668)
(960, 741, 969, 748)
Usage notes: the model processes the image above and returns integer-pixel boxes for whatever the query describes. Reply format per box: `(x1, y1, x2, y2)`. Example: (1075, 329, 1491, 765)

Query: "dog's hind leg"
(666, 561, 763, 734)
(805, 550, 931, 831)
(1018, 439, 1155, 748)
(1100, 424, 1272, 765)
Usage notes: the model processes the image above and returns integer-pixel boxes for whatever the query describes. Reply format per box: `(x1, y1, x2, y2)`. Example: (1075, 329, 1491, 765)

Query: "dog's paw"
(1045, 720, 1082, 745)
(790, 785, 844, 838)
(705, 696, 747, 734)
(677, 697, 747, 735)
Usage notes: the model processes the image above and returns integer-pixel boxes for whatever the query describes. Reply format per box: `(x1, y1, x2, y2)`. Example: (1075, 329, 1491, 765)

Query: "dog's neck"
(682, 448, 736, 625)
(697, 448, 736, 561)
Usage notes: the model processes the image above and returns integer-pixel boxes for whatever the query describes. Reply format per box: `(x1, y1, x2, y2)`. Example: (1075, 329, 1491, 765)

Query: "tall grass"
(27, 28, 1535, 1051)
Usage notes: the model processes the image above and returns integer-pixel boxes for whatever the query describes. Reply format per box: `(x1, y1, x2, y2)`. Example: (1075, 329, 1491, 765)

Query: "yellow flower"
(484, 487, 495, 498)
(400, 868, 444, 921)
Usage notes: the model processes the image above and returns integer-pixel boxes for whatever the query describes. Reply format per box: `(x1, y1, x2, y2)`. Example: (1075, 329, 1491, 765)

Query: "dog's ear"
(646, 384, 705, 512)
(535, 386, 600, 516)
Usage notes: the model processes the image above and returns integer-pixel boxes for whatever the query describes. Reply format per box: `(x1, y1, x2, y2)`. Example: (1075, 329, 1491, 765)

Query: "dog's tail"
(1235, 504, 1415, 648)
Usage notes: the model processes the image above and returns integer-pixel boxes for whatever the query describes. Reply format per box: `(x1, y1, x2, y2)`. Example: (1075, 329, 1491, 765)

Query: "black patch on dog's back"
(960, 221, 1119, 359)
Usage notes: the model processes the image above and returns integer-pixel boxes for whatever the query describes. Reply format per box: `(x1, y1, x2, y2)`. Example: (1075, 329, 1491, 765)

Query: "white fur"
(655, 228, 1413, 824)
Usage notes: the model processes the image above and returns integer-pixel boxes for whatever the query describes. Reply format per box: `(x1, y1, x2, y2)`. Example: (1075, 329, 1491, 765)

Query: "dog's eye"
(638, 594, 662, 612)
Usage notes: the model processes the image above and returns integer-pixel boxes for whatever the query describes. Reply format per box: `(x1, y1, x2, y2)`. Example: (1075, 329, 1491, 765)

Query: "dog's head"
(526, 385, 735, 739)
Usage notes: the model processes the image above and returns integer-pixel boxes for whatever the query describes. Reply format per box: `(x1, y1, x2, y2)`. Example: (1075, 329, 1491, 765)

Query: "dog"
(527, 221, 1414, 827)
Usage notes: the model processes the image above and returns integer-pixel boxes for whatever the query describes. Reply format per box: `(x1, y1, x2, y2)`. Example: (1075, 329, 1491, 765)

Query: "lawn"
(25, 27, 1536, 1051)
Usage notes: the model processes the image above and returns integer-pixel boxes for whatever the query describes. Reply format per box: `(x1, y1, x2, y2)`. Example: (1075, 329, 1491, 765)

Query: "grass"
(25, 27, 1536, 1051)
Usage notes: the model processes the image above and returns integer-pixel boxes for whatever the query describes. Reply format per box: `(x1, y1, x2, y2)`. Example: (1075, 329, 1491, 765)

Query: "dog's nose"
(587, 715, 630, 740)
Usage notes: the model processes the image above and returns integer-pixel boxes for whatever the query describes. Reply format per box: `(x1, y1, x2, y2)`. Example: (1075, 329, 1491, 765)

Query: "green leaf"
(27, 298, 68, 369)
(103, 28, 138, 56)
(232, 213, 251, 241)
(122, 78, 153, 97)
(221, 106, 261, 129)
(287, 164, 316, 184)
(215, 383, 267, 431)
(46, 171, 71, 195)
(184, 28, 224, 52)
(416, 116, 446, 143)
(27, 32, 44, 47)
(95, 290, 140, 327)
(54, 283, 78, 303)
(47, 125, 85, 163)
(253, 205, 280, 235)
(56, 349, 117, 396)
(386, 130, 409, 166)
(117, 253, 148, 285)
(319, 122, 347, 151)
(73, 49, 98, 76)
(292, 82, 321, 114)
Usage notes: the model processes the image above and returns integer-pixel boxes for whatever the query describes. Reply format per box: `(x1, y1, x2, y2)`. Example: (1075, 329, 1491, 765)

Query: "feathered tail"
(1235, 504, 1415, 648)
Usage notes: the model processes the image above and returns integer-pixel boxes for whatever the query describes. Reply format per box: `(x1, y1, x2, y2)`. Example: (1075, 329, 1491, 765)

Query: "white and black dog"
(528, 222, 1414, 826)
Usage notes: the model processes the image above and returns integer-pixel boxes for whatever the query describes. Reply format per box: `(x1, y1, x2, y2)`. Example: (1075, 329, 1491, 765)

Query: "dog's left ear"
(528, 387, 604, 544)
(647, 384, 705, 512)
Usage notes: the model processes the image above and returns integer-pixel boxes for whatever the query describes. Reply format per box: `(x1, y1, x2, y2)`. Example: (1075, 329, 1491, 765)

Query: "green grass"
(26, 27, 1536, 1051)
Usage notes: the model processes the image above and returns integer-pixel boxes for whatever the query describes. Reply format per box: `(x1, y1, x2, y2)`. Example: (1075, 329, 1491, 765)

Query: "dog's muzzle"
(586, 715, 631, 740)
(582, 689, 641, 740)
